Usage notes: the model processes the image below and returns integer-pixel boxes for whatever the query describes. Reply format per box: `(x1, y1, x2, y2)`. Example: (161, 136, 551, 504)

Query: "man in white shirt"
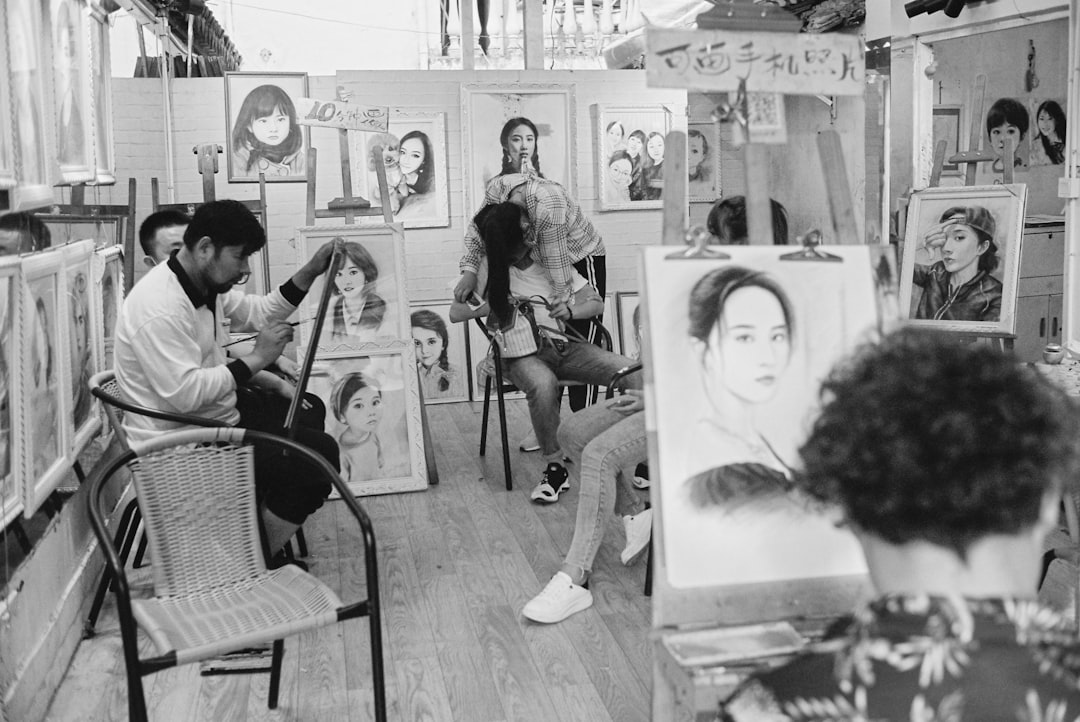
(116, 200, 339, 557)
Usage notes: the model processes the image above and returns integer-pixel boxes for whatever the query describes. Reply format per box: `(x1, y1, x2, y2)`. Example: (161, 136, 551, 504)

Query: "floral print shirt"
(723, 594, 1080, 722)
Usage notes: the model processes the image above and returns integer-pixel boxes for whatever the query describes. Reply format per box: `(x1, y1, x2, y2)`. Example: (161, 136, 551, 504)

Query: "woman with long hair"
(499, 117, 544, 177)
(410, 309, 457, 398)
(327, 240, 388, 342)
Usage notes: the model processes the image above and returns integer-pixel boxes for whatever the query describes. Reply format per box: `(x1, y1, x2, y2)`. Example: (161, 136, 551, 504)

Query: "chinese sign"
(646, 28, 864, 96)
(295, 98, 389, 132)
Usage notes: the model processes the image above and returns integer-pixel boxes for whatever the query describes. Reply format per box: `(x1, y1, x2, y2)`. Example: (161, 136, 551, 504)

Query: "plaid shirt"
(460, 175, 605, 301)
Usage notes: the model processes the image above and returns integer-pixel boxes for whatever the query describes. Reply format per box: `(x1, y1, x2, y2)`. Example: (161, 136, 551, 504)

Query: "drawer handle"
(1053, 317, 1059, 337)
(1040, 318, 1046, 337)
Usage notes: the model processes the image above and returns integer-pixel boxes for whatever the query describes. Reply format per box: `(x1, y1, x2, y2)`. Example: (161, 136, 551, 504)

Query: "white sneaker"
(519, 430, 540, 452)
(522, 572, 593, 624)
(621, 508, 653, 566)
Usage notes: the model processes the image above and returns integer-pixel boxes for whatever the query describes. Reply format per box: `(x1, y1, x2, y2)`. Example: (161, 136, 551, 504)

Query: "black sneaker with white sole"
(530, 462, 570, 503)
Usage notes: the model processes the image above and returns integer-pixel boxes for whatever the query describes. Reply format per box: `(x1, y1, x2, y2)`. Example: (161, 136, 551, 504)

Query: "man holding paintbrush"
(115, 200, 341, 560)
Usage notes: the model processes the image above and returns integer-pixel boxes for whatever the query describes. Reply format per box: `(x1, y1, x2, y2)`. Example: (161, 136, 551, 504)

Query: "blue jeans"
(503, 337, 640, 456)
(557, 403, 648, 581)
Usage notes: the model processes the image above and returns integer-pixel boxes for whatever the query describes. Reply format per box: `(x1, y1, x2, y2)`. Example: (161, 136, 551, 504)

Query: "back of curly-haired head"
(798, 328, 1080, 559)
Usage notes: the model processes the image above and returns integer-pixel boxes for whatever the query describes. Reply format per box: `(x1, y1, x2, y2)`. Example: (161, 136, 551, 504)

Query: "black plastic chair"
(86, 427, 385, 722)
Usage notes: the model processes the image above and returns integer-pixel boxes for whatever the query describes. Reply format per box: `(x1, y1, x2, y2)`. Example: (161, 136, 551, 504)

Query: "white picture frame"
(0, 1, 17, 190)
(595, 103, 679, 211)
(306, 348, 428, 497)
(0, 257, 24, 528)
(5, 0, 55, 207)
(461, 83, 576, 218)
(63, 239, 102, 457)
(88, 7, 115, 185)
(409, 300, 469, 405)
(349, 110, 450, 229)
(224, 71, 310, 183)
(46, 0, 95, 185)
(94, 245, 123, 371)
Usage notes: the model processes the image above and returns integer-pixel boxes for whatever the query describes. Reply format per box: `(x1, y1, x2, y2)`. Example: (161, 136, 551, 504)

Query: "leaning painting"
(643, 245, 876, 591)
(898, 184, 1027, 334)
(0, 258, 23, 528)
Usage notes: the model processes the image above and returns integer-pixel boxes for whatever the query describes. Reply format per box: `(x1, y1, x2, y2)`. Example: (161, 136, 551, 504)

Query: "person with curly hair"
(723, 328, 1080, 720)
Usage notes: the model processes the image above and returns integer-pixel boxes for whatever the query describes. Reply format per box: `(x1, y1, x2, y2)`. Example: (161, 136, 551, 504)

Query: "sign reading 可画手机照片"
(295, 98, 389, 133)
(646, 28, 864, 97)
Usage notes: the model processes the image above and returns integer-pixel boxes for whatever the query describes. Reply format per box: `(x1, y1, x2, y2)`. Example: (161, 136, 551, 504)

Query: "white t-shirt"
(509, 261, 588, 331)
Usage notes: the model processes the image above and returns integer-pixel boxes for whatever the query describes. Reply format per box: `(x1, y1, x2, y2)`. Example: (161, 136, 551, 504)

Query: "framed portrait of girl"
(0, 257, 24, 529)
(461, 83, 576, 219)
(224, 71, 310, 183)
(64, 240, 102, 457)
(409, 301, 469, 404)
(4, 0, 55, 207)
(94, 245, 123, 370)
(46, 0, 96, 185)
(898, 184, 1027, 335)
(20, 248, 72, 517)
(687, 122, 721, 202)
(89, 7, 115, 184)
(305, 348, 428, 497)
(295, 224, 409, 354)
(349, 110, 450, 229)
(594, 104, 682, 211)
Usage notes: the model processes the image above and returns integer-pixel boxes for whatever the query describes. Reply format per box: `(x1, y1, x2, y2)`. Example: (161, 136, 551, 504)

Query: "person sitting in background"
(0, 212, 51, 255)
(706, 196, 789, 245)
(723, 328, 1080, 721)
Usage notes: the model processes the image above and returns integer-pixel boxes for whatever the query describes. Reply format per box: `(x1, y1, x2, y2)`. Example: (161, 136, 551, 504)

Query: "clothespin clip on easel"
(780, 229, 842, 262)
(665, 224, 731, 260)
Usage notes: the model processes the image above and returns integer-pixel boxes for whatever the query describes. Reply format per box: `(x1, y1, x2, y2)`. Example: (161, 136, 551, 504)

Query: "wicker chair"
(86, 426, 385, 722)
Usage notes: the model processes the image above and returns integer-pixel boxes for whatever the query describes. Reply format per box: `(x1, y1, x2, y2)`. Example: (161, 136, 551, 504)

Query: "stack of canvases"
(0, 239, 124, 540)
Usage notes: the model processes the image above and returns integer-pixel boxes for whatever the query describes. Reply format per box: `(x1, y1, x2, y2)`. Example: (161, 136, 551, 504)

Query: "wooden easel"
(303, 130, 441, 487)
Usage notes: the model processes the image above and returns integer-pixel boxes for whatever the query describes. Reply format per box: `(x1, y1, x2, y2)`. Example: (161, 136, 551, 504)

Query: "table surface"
(1034, 360, 1080, 396)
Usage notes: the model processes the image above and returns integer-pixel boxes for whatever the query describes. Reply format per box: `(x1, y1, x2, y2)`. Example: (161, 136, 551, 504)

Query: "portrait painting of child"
(225, 72, 309, 182)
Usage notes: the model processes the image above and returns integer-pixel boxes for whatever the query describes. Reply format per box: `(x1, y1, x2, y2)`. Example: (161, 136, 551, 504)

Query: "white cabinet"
(1014, 224, 1065, 363)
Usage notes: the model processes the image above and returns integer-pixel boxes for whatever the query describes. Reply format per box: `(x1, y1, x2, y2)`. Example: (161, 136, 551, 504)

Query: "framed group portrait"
(295, 224, 409, 354)
(94, 245, 123, 370)
(687, 121, 721, 202)
(0, 258, 24, 528)
(64, 240, 102, 457)
(349, 110, 450, 229)
(5, 0, 55, 205)
(224, 71, 310, 183)
(898, 184, 1027, 335)
(305, 349, 428, 497)
(594, 103, 680, 211)
(20, 248, 72, 517)
(409, 301, 470, 405)
(46, 0, 96, 185)
(460, 83, 576, 216)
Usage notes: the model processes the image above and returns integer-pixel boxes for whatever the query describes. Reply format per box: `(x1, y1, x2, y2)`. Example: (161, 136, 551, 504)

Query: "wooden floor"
(45, 400, 653, 722)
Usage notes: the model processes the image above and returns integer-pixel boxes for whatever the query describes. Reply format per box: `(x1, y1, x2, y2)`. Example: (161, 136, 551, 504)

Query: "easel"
(302, 128, 440, 487)
(151, 143, 272, 293)
(924, 73, 1017, 352)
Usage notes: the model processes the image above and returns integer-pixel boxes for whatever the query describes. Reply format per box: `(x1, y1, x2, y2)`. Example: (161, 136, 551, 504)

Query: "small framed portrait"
(981, 97, 1031, 177)
(63, 240, 102, 456)
(0, 257, 24, 528)
(224, 71, 310, 183)
(616, 291, 642, 362)
(306, 348, 428, 497)
(88, 8, 115, 184)
(1029, 98, 1067, 167)
(5, 0, 55, 206)
(0, 3, 17, 190)
(349, 110, 450, 229)
(409, 301, 469, 404)
(94, 246, 123, 370)
(595, 104, 680, 211)
(687, 122, 721, 202)
(898, 184, 1027, 334)
(461, 83, 576, 217)
(46, 0, 96, 185)
(295, 224, 409, 354)
(20, 248, 72, 516)
(38, 215, 123, 248)
(932, 105, 962, 176)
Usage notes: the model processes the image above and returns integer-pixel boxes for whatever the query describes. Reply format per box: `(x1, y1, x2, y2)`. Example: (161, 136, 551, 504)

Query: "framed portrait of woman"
(898, 184, 1027, 335)
(349, 111, 450, 229)
(594, 104, 681, 211)
(224, 71, 310, 183)
(46, 0, 96, 185)
(305, 348, 428, 497)
(295, 224, 409, 354)
(4, 0, 55, 207)
(0, 257, 24, 528)
(89, 8, 115, 185)
(63, 240, 102, 456)
(409, 301, 469, 404)
(642, 245, 877, 622)
(19, 248, 72, 517)
(460, 83, 576, 218)
(0, 5, 17, 190)
(94, 245, 123, 370)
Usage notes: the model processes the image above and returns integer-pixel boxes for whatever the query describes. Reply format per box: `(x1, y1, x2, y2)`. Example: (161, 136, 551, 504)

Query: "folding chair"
(86, 427, 385, 722)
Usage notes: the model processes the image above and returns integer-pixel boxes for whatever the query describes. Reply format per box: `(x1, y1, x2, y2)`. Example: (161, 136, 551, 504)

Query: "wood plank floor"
(45, 400, 653, 721)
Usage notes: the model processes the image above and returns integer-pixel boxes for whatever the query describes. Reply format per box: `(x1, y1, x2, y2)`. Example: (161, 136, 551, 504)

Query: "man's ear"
(193, 235, 214, 258)
(142, 256, 156, 269)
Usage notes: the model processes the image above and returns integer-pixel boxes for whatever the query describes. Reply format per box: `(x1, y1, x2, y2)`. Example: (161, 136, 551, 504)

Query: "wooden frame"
(932, 104, 963, 176)
(294, 224, 409, 354)
(687, 121, 721, 202)
(0, 0, 16, 190)
(615, 291, 642, 362)
(4, 0, 54, 207)
(409, 300, 470, 405)
(45, 0, 95, 185)
(94, 245, 123, 370)
(898, 184, 1027, 334)
(0, 257, 24, 528)
(20, 248, 72, 516)
(349, 110, 450, 229)
(88, 6, 115, 185)
(224, 71, 310, 183)
(595, 103, 679, 210)
(63, 239, 102, 456)
(37, 214, 123, 247)
(460, 83, 576, 217)
(306, 348, 428, 497)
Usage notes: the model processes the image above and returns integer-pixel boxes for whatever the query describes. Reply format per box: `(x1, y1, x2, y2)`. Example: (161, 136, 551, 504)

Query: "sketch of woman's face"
(606, 122, 624, 150)
(702, 286, 791, 406)
(335, 258, 368, 305)
(398, 137, 425, 176)
(626, 134, 643, 158)
(647, 134, 665, 163)
(412, 327, 444, 369)
(608, 158, 632, 189)
(989, 122, 1021, 158)
(939, 217, 989, 277)
(250, 105, 289, 146)
(1037, 109, 1058, 139)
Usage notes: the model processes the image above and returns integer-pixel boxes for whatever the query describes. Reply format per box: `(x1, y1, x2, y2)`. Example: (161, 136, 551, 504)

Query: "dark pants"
(566, 255, 607, 411)
(236, 387, 337, 525)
